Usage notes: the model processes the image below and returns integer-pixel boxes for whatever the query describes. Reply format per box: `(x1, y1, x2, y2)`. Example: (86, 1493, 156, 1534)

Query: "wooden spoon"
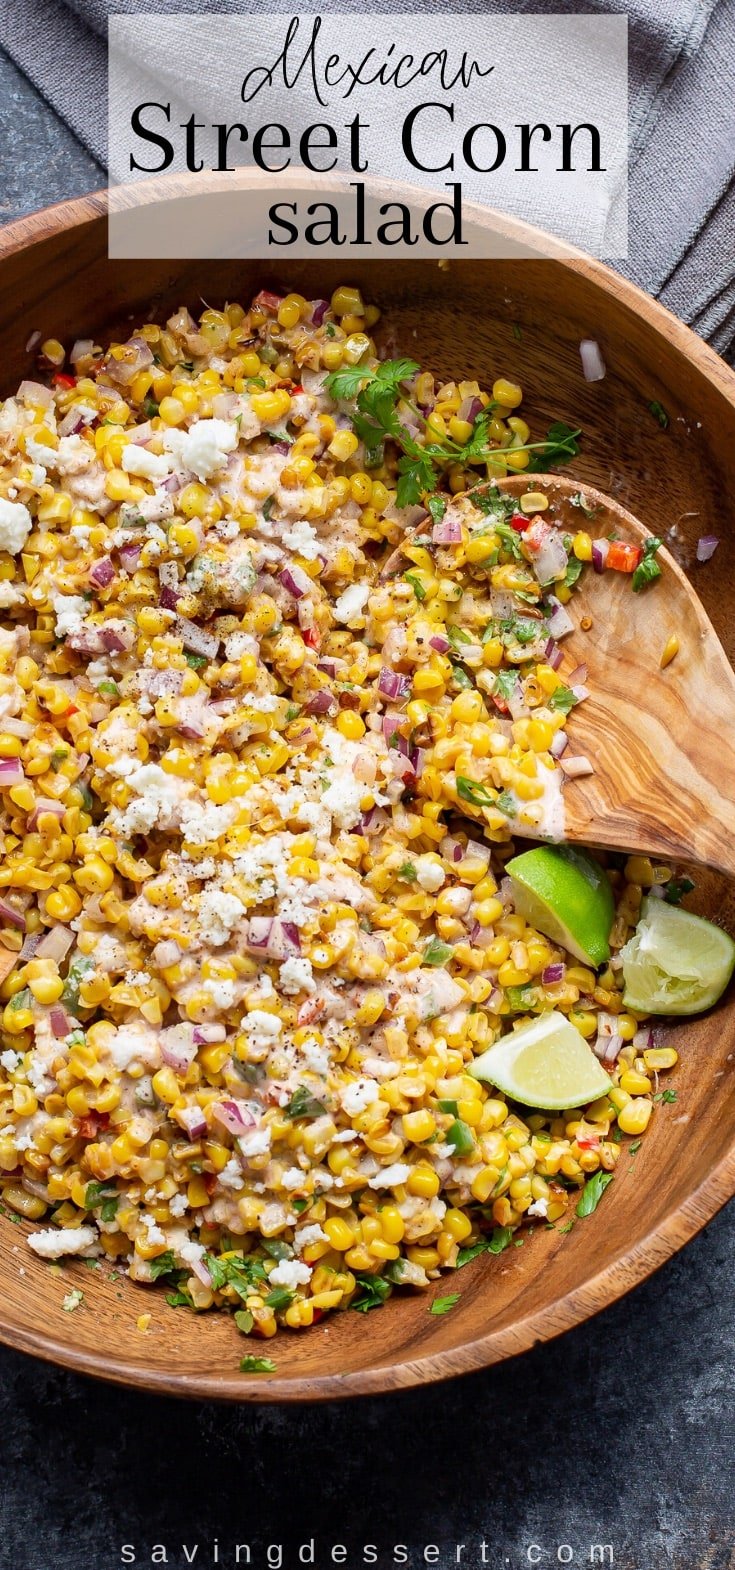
(383, 473, 735, 877)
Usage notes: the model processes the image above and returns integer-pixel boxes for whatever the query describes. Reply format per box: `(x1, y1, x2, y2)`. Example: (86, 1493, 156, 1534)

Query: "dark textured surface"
(1, 50, 734, 1570)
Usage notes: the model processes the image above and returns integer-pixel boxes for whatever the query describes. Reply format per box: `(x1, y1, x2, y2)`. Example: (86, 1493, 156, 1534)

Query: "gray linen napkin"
(2, 0, 734, 351)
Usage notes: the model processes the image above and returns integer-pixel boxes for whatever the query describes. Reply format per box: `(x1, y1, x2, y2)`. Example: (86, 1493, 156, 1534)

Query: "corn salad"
(0, 287, 676, 1338)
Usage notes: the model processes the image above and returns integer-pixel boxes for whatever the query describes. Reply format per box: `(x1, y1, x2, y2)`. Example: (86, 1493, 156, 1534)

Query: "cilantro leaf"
(632, 536, 662, 592)
(525, 422, 582, 472)
(149, 1251, 178, 1281)
(648, 400, 669, 429)
(351, 1273, 392, 1312)
(664, 875, 695, 906)
(564, 555, 583, 589)
(398, 861, 418, 882)
(396, 453, 436, 508)
(576, 1170, 614, 1217)
(234, 1308, 254, 1334)
(240, 1355, 277, 1373)
(284, 1086, 326, 1121)
(495, 790, 517, 817)
(456, 1226, 514, 1267)
(430, 1293, 460, 1315)
(549, 684, 579, 715)
(427, 494, 447, 527)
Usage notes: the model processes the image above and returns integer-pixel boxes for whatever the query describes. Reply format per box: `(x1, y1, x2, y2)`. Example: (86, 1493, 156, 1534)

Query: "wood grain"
(0, 179, 735, 1401)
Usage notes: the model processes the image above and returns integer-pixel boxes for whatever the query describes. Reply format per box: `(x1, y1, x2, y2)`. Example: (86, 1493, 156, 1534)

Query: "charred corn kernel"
(402, 1109, 436, 1142)
(624, 856, 655, 887)
(406, 1164, 440, 1198)
(336, 710, 365, 740)
(644, 1047, 678, 1071)
(331, 286, 364, 317)
(617, 1099, 653, 1136)
(619, 1070, 652, 1095)
(323, 1217, 355, 1251)
(660, 634, 679, 669)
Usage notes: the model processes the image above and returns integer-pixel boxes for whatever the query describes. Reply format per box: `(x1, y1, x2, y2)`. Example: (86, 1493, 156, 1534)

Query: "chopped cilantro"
(664, 875, 695, 906)
(632, 536, 662, 592)
(166, 1286, 194, 1308)
(430, 1293, 460, 1315)
(149, 1251, 178, 1281)
(628, 1140, 642, 1156)
(398, 861, 418, 882)
(264, 1286, 295, 1311)
(457, 1226, 514, 1267)
(576, 1170, 614, 1217)
(427, 494, 447, 527)
(351, 1273, 392, 1312)
(50, 748, 69, 772)
(62, 1288, 84, 1313)
(234, 1308, 254, 1334)
(291, 1198, 309, 1215)
(564, 556, 583, 589)
(185, 652, 207, 669)
(654, 1088, 678, 1104)
(549, 684, 579, 715)
(648, 400, 670, 429)
(97, 680, 119, 698)
(262, 494, 275, 521)
(284, 1086, 326, 1120)
(142, 397, 159, 418)
(240, 1355, 277, 1373)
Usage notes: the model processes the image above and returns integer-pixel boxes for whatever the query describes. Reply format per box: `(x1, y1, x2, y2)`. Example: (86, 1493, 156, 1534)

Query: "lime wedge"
(470, 1010, 612, 1110)
(507, 845, 614, 967)
(621, 896, 735, 1015)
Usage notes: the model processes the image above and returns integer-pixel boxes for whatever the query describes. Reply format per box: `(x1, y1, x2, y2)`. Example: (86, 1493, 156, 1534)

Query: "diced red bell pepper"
(606, 540, 642, 573)
(302, 627, 321, 650)
(204, 1171, 218, 1196)
(510, 511, 531, 532)
(253, 290, 283, 313)
(52, 373, 76, 389)
(78, 1111, 110, 1141)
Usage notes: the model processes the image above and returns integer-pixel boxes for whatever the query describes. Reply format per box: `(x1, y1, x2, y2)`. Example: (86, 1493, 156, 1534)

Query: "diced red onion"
(99, 626, 128, 653)
(178, 1105, 208, 1141)
(592, 539, 609, 573)
(270, 440, 291, 456)
(594, 1033, 623, 1064)
(192, 1024, 227, 1045)
(696, 535, 719, 563)
(88, 556, 115, 589)
(212, 1099, 256, 1136)
(24, 332, 42, 354)
(465, 838, 492, 869)
(0, 758, 24, 787)
(526, 521, 569, 585)
(546, 597, 575, 638)
(160, 1028, 199, 1074)
(159, 585, 180, 612)
(542, 963, 566, 984)
(280, 565, 312, 600)
(429, 635, 450, 653)
(160, 472, 183, 494)
(633, 1027, 654, 1050)
(305, 690, 336, 716)
(432, 517, 462, 545)
(0, 898, 25, 930)
(567, 663, 588, 685)
(544, 639, 563, 670)
(58, 410, 86, 437)
(280, 922, 301, 954)
(571, 684, 590, 703)
(103, 336, 153, 386)
(19, 933, 41, 961)
(189, 1254, 214, 1287)
(506, 683, 527, 722)
(158, 561, 179, 591)
(50, 1005, 73, 1039)
(37, 925, 74, 962)
(316, 658, 338, 677)
(550, 730, 568, 758)
(559, 755, 595, 778)
(71, 339, 95, 363)
(382, 714, 404, 745)
(118, 544, 142, 573)
(579, 339, 606, 382)
(378, 668, 411, 701)
(458, 395, 484, 424)
(311, 299, 330, 326)
(174, 616, 219, 660)
(17, 379, 54, 410)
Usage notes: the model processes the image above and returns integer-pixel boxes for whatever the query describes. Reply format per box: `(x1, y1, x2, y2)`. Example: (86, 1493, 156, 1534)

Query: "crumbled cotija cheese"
(0, 498, 32, 555)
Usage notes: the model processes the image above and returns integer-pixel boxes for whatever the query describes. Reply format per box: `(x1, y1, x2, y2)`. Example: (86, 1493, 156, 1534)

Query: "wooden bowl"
(1, 184, 735, 1402)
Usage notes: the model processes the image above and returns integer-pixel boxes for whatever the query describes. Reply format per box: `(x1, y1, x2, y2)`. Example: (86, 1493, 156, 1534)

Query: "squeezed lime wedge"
(621, 896, 735, 1015)
(507, 845, 614, 967)
(470, 1010, 612, 1110)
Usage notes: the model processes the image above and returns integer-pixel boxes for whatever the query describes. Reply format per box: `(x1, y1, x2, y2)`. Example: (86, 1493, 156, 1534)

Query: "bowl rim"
(1, 186, 735, 1402)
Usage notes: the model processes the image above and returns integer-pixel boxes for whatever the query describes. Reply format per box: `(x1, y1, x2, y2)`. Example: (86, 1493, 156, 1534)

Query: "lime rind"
(621, 896, 735, 1016)
(507, 845, 614, 967)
